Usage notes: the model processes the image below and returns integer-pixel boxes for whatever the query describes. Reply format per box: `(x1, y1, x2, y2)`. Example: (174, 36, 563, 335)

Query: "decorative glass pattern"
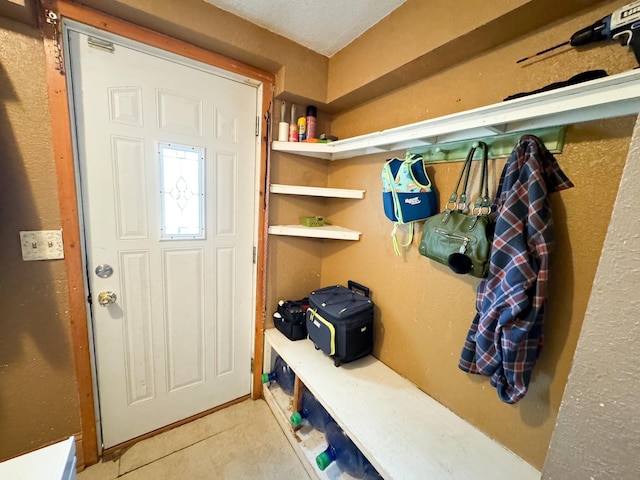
(159, 143, 205, 239)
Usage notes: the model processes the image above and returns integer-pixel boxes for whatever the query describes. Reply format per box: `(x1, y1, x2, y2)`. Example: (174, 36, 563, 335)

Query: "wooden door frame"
(39, 0, 273, 467)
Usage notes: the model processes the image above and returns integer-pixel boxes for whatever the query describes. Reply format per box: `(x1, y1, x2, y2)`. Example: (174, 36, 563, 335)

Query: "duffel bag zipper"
(435, 228, 473, 254)
(317, 299, 372, 317)
(309, 309, 336, 356)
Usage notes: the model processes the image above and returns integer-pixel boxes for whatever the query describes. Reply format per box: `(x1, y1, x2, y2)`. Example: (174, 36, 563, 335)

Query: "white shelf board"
(265, 328, 540, 480)
(268, 225, 361, 240)
(0, 436, 76, 480)
(272, 141, 335, 159)
(272, 69, 640, 160)
(262, 383, 358, 480)
(270, 184, 365, 199)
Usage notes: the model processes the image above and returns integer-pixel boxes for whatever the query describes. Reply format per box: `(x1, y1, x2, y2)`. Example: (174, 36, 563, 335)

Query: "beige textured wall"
(331, 1, 637, 137)
(0, 16, 80, 460)
(318, 121, 633, 470)
(266, 152, 329, 308)
(542, 115, 640, 478)
(314, 0, 637, 470)
(76, 0, 330, 106)
(1, 0, 637, 470)
(326, 0, 603, 111)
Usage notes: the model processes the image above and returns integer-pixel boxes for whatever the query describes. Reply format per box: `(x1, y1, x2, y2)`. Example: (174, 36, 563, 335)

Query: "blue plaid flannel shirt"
(458, 135, 574, 404)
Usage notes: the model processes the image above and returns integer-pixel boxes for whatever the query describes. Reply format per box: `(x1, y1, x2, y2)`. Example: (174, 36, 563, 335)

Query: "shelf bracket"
(408, 126, 566, 163)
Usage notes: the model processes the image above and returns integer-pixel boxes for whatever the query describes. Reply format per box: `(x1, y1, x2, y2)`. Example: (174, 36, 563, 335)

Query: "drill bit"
(516, 41, 570, 64)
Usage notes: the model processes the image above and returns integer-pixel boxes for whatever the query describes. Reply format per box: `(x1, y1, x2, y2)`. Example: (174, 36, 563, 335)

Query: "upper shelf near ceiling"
(272, 69, 640, 161)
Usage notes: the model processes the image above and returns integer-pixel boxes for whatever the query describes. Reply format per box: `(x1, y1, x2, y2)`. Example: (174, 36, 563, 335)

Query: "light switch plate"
(20, 230, 65, 261)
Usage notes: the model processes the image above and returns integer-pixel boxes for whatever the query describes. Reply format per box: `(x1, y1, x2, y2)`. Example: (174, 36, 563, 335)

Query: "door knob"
(98, 291, 117, 307)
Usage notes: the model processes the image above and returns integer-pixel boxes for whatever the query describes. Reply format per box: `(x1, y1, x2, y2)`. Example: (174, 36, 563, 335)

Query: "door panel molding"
(40, 0, 273, 467)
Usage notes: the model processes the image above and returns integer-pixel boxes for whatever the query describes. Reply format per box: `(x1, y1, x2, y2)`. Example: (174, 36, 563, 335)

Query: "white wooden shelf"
(262, 382, 358, 480)
(0, 436, 76, 480)
(268, 225, 361, 241)
(267, 185, 364, 239)
(264, 328, 540, 480)
(272, 69, 640, 160)
(270, 184, 365, 199)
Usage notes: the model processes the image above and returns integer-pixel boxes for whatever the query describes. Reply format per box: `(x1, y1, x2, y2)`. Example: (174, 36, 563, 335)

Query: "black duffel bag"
(273, 298, 309, 341)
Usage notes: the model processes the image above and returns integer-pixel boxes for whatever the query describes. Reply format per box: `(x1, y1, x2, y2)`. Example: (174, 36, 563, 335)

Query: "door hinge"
(255, 116, 260, 136)
(250, 357, 254, 374)
(88, 36, 115, 53)
(87, 293, 92, 305)
(43, 10, 65, 74)
(253, 246, 257, 264)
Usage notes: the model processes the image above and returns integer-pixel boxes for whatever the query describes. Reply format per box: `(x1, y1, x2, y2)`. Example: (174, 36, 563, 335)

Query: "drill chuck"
(570, 19, 609, 46)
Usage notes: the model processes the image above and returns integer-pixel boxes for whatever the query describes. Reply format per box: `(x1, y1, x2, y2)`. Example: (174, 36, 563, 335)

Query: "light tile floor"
(78, 399, 311, 480)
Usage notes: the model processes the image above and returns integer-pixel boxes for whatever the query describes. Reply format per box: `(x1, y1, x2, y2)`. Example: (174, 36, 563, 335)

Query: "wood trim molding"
(39, 0, 274, 467)
(252, 86, 273, 400)
(40, 3, 97, 468)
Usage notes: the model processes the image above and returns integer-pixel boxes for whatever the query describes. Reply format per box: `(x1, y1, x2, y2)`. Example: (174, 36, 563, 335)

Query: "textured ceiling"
(203, 0, 406, 57)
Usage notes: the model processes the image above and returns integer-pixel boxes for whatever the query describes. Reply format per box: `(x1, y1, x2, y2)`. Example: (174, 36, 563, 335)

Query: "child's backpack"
(382, 153, 438, 255)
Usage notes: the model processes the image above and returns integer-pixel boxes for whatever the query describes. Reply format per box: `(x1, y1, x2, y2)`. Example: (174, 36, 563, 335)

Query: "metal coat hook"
(434, 147, 450, 160)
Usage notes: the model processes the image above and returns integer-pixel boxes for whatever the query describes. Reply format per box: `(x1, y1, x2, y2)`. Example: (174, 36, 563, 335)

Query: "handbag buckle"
(459, 239, 469, 254)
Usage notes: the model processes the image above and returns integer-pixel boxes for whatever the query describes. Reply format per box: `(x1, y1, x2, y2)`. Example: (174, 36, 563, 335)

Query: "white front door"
(66, 27, 259, 448)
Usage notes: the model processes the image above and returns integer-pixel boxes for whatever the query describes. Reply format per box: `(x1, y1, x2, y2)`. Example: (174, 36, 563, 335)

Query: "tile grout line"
(115, 424, 242, 478)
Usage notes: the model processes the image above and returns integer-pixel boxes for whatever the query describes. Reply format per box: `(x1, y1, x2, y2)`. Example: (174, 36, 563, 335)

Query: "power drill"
(517, 1, 640, 64)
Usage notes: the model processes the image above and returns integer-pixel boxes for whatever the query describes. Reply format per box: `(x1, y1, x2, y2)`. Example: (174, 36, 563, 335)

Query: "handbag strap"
(446, 143, 482, 212)
(471, 142, 492, 216)
(458, 148, 473, 211)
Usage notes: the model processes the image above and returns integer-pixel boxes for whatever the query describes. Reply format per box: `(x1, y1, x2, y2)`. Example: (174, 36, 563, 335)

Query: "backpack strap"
(383, 159, 406, 224)
(391, 222, 414, 256)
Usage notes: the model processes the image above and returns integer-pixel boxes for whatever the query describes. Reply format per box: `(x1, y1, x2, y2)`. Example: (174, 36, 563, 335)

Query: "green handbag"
(418, 142, 494, 278)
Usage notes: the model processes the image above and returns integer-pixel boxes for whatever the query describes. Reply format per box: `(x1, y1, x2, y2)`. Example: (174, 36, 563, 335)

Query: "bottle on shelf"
(261, 355, 295, 395)
(278, 100, 288, 141)
(316, 421, 382, 479)
(297, 115, 307, 142)
(290, 388, 333, 432)
(305, 105, 316, 140)
(288, 104, 298, 142)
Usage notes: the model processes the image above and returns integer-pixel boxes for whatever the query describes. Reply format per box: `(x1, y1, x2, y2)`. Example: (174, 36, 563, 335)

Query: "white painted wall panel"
(157, 89, 203, 138)
(215, 107, 238, 144)
(163, 248, 205, 391)
(112, 136, 148, 239)
(214, 152, 237, 236)
(120, 250, 155, 404)
(108, 87, 143, 126)
(215, 246, 235, 376)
